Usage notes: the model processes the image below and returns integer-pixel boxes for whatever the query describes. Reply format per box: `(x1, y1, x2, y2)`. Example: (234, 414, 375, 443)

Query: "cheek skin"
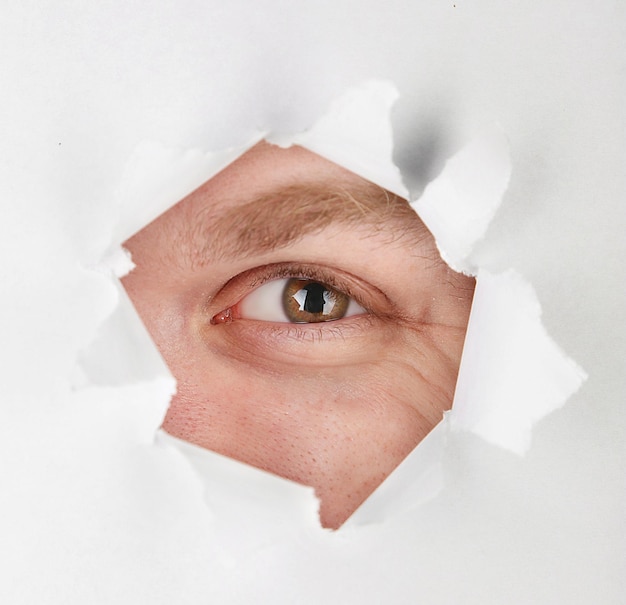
(162, 371, 428, 530)
(122, 232, 473, 529)
(159, 318, 467, 529)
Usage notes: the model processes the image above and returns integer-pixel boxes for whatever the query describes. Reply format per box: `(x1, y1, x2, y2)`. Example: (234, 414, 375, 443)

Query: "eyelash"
(248, 264, 365, 305)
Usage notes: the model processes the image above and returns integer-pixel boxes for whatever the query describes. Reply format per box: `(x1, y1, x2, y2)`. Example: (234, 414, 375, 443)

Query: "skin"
(121, 141, 475, 529)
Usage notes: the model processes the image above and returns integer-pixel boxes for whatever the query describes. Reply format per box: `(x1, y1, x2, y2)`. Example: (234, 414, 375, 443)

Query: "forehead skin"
(122, 141, 474, 529)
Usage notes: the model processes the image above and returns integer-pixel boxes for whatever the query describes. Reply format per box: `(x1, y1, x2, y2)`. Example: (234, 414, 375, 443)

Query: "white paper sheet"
(1, 2, 623, 603)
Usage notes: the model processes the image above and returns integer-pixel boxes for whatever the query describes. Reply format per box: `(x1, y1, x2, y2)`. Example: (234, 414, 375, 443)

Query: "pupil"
(303, 282, 327, 314)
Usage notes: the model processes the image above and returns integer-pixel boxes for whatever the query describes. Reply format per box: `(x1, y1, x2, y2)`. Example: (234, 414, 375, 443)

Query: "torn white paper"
(1, 1, 623, 603)
(408, 130, 586, 455)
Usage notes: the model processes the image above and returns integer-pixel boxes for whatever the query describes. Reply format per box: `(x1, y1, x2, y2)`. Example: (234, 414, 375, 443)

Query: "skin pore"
(121, 141, 475, 529)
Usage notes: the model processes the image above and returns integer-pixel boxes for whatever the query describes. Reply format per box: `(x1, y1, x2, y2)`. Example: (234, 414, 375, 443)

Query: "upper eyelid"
(247, 264, 346, 289)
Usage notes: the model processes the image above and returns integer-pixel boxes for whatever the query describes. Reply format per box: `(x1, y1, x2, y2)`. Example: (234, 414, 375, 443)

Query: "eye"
(214, 277, 366, 324)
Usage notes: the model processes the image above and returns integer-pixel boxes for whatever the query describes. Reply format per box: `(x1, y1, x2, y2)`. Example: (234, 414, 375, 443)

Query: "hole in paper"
(120, 141, 475, 529)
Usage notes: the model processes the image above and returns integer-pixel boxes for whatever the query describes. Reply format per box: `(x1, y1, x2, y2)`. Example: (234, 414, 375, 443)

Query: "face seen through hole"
(121, 141, 475, 529)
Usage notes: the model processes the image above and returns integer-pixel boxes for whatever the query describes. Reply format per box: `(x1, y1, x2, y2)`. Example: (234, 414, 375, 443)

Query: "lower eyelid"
(212, 314, 384, 366)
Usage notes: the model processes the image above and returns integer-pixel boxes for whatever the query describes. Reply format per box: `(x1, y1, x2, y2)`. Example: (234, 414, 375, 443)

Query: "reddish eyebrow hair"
(180, 180, 433, 269)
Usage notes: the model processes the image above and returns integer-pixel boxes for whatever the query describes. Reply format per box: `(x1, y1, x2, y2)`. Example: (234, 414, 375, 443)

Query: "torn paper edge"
(408, 128, 587, 456)
(89, 78, 588, 532)
(267, 80, 409, 200)
(344, 415, 447, 527)
(112, 134, 267, 247)
(348, 105, 586, 523)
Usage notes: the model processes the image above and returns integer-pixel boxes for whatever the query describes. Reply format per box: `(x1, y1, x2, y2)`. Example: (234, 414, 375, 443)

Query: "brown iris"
(282, 279, 350, 323)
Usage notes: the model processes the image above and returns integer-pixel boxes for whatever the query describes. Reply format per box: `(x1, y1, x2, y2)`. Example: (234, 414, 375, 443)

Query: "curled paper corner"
(450, 269, 588, 455)
(411, 127, 512, 275)
(267, 80, 409, 199)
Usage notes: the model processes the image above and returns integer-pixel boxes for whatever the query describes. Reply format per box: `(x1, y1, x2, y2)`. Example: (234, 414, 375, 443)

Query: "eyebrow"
(180, 180, 433, 269)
